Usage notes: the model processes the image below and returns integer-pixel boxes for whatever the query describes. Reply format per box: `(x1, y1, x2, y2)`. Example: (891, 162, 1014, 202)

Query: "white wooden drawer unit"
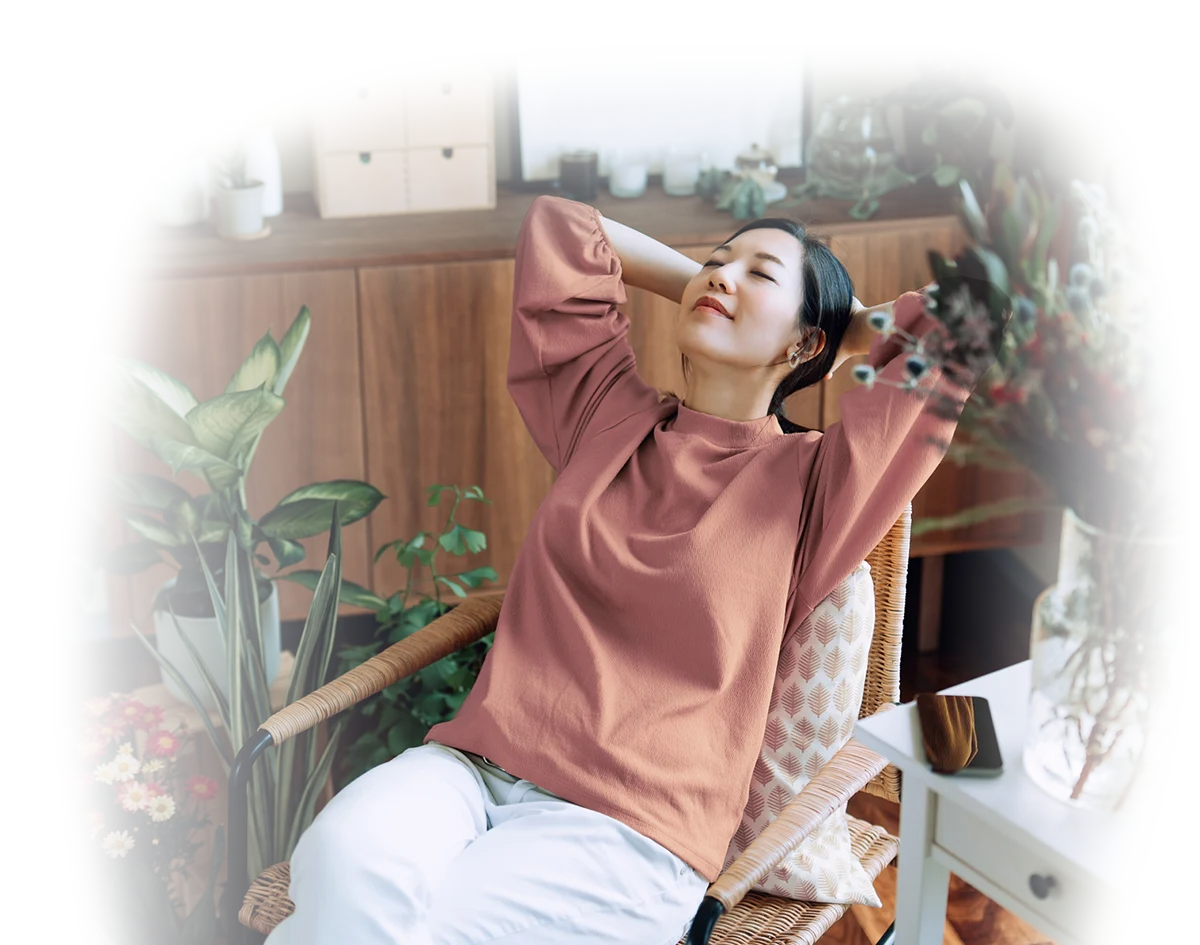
(312, 69, 496, 219)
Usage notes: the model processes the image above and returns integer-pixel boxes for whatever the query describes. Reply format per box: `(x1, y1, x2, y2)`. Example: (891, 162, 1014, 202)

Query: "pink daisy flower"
(114, 699, 148, 726)
(187, 776, 219, 801)
(134, 705, 165, 731)
(146, 729, 181, 758)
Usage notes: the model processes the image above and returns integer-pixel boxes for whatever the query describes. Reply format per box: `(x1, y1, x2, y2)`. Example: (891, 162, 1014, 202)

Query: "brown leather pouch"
(915, 693, 980, 774)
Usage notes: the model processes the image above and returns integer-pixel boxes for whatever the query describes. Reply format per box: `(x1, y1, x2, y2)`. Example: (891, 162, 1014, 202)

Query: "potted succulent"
(148, 135, 211, 230)
(859, 41, 1036, 188)
(211, 143, 266, 239)
(105, 305, 385, 710)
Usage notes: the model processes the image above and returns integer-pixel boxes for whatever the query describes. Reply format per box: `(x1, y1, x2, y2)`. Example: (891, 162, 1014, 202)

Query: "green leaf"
(166, 603, 232, 734)
(269, 537, 307, 569)
(935, 96, 987, 135)
(932, 163, 961, 187)
(83, 916, 120, 944)
(106, 472, 192, 511)
(123, 510, 182, 547)
(106, 361, 197, 449)
(186, 387, 285, 463)
(438, 524, 486, 556)
(285, 718, 345, 860)
(453, 566, 498, 589)
(120, 359, 199, 417)
(957, 178, 989, 243)
(227, 331, 282, 394)
(276, 569, 386, 611)
(461, 485, 492, 504)
(435, 576, 467, 598)
(150, 436, 243, 489)
(274, 306, 311, 397)
(105, 542, 165, 575)
(274, 480, 386, 524)
(135, 863, 180, 944)
(179, 825, 224, 945)
(425, 484, 452, 507)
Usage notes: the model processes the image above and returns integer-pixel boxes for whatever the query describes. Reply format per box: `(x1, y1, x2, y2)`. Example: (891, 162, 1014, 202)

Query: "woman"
(269, 195, 982, 945)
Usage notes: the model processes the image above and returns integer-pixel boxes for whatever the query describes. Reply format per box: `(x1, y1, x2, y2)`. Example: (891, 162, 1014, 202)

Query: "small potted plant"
(211, 143, 266, 239)
(859, 41, 1036, 188)
(148, 135, 210, 230)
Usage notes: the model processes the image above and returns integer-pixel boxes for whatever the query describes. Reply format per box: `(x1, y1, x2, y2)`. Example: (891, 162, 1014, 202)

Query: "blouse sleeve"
(507, 195, 661, 473)
(787, 290, 990, 619)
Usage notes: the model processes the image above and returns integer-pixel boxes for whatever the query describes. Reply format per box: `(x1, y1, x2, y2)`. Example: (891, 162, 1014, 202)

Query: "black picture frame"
(496, 43, 816, 191)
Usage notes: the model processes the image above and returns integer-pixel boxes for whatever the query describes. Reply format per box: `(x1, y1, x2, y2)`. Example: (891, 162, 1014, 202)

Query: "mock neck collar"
(668, 400, 784, 448)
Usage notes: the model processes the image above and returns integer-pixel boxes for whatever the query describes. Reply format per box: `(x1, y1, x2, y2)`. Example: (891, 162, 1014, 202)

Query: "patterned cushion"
(721, 561, 882, 906)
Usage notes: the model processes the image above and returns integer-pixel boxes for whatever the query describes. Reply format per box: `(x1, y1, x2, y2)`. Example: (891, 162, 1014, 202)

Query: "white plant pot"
(214, 181, 265, 238)
(148, 157, 210, 229)
(241, 126, 283, 217)
(153, 579, 281, 711)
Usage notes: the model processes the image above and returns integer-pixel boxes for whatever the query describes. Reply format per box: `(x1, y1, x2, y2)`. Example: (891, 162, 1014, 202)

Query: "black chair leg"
(874, 921, 896, 945)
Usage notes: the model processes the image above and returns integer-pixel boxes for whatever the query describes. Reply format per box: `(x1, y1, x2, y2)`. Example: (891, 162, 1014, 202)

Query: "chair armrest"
(704, 737, 887, 912)
(258, 591, 504, 745)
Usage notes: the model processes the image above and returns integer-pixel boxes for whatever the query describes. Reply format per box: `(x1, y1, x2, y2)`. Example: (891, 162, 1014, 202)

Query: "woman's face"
(676, 227, 809, 382)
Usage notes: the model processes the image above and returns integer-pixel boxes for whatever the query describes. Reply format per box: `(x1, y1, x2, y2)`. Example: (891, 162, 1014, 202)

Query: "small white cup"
(663, 148, 701, 196)
(608, 149, 649, 198)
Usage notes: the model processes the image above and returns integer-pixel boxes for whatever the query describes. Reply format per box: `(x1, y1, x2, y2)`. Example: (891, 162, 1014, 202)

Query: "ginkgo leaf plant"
(104, 305, 385, 618)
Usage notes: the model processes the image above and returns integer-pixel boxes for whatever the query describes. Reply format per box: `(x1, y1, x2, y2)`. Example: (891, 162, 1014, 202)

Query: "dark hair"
(670, 218, 856, 434)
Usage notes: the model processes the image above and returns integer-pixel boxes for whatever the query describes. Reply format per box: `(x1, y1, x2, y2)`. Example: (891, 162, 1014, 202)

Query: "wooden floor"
(51, 549, 1056, 940)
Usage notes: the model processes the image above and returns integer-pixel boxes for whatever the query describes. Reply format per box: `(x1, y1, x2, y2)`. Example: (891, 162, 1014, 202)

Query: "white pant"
(265, 740, 712, 945)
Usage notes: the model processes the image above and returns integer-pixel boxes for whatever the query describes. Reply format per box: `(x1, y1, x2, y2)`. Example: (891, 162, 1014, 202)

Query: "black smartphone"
(915, 693, 1003, 777)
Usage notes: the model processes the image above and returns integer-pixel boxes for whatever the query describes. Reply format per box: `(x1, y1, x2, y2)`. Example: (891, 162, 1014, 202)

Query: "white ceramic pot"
(148, 157, 210, 229)
(214, 181, 265, 238)
(153, 579, 281, 711)
(241, 126, 283, 217)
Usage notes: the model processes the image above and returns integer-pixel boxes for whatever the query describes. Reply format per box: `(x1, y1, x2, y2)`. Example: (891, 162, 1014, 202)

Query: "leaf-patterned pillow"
(722, 560, 881, 906)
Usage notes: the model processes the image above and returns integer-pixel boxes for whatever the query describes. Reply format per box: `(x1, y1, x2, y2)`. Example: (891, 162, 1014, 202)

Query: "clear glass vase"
(804, 97, 898, 201)
(1023, 507, 1173, 811)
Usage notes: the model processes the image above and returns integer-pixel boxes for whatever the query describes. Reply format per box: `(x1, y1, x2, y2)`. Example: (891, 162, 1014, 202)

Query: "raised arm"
(506, 195, 665, 473)
(594, 212, 702, 303)
(787, 290, 988, 619)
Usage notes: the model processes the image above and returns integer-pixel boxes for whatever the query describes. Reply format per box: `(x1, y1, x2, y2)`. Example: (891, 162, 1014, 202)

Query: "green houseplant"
(105, 305, 384, 709)
(854, 41, 1041, 188)
(202, 126, 266, 238)
(283, 483, 499, 789)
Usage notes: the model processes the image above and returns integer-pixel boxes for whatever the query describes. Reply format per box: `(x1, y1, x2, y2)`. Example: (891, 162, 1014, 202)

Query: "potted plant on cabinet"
(859, 41, 1036, 190)
(148, 135, 211, 230)
(104, 304, 385, 711)
(212, 143, 266, 239)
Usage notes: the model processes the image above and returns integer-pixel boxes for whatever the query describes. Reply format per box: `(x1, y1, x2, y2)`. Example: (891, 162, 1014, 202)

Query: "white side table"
(855, 661, 1120, 945)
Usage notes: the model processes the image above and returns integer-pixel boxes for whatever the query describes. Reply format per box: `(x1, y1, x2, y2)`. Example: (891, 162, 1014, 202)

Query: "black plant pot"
(902, 107, 998, 181)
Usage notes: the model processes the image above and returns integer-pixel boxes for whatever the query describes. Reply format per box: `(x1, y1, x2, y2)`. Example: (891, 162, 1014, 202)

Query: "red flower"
(114, 699, 148, 726)
(60, 772, 93, 801)
(147, 730, 181, 758)
(187, 776, 219, 801)
(75, 733, 106, 762)
(135, 705, 165, 731)
(80, 810, 105, 839)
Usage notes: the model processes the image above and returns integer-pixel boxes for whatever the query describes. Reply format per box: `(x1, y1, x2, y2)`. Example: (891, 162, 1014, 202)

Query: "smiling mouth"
(695, 298, 733, 319)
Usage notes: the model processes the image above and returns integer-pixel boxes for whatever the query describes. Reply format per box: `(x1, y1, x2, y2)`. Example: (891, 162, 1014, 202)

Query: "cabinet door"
(819, 217, 1044, 554)
(619, 245, 822, 429)
(107, 269, 371, 635)
(359, 258, 550, 601)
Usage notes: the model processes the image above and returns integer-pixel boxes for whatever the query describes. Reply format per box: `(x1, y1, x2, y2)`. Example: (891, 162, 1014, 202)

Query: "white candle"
(663, 152, 701, 196)
(609, 156, 648, 198)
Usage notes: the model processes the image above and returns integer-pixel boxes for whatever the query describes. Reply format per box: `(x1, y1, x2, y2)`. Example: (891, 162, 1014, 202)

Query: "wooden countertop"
(136, 172, 958, 280)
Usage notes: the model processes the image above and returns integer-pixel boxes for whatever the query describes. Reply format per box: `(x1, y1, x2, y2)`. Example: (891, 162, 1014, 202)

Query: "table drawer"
(935, 800, 1100, 937)
(405, 80, 489, 147)
(407, 145, 493, 212)
(316, 150, 408, 218)
(314, 83, 407, 152)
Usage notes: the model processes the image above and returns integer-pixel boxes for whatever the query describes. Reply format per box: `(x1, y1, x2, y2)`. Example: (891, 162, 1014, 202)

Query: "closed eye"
(701, 260, 777, 283)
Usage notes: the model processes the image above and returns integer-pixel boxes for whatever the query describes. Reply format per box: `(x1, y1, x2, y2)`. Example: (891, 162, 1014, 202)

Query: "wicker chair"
(229, 504, 913, 945)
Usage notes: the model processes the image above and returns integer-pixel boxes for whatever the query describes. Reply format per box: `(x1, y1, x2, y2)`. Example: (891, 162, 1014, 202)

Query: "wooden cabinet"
(109, 182, 1046, 636)
(107, 269, 373, 636)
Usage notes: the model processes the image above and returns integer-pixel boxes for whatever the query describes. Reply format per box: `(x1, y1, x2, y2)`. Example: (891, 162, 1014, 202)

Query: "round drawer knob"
(1028, 873, 1057, 899)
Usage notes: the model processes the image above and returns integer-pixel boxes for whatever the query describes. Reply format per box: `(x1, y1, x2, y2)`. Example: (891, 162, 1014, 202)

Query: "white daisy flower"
(102, 830, 135, 858)
(148, 794, 176, 822)
(110, 754, 140, 782)
(141, 759, 164, 774)
(116, 742, 134, 756)
(119, 782, 151, 812)
(93, 762, 118, 785)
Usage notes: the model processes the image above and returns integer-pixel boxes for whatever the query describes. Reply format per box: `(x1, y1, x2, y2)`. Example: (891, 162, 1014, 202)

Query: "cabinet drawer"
(316, 150, 408, 218)
(313, 84, 406, 152)
(935, 800, 1100, 938)
(404, 72, 492, 147)
(407, 145, 493, 212)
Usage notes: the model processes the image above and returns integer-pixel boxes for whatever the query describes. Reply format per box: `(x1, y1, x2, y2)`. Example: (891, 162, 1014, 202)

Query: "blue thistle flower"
(905, 355, 928, 379)
(851, 364, 877, 388)
(868, 310, 895, 333)
(1069, 262, 1095, 287)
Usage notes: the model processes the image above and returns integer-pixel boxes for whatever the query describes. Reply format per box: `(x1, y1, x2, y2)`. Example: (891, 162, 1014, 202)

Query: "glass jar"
(1023, 507, 1175, 811)
(804, 97, 898, 200)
